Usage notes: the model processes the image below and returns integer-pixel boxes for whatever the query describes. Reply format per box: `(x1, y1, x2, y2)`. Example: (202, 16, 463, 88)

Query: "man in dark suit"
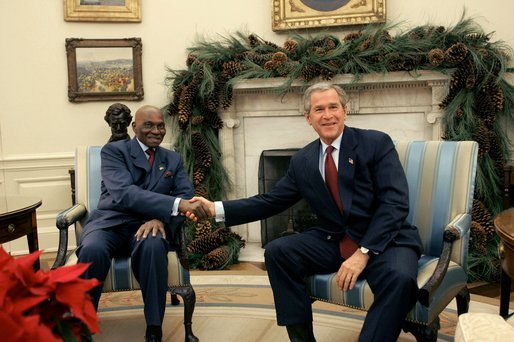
(77, 105, 202, 342)
(187, 83, 423, 341)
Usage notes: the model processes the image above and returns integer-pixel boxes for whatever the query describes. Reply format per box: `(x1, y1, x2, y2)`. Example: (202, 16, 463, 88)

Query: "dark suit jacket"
(82, 138, 194, 245)
(223, 127, 422, 256)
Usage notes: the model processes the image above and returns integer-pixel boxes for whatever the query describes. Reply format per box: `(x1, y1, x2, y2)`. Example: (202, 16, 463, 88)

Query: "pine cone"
(201, 245, 231, 270)
(220, 86, 233, 110)
(475, 80, 502, 127)
(248, 33, 260, 48)
(472, 120, 491, 157)
(470, 221, 488, 255)
(444, 42, 469, 66)
(272, 51, 288, 64)
(191, 115, 204, 126)
(186, 53, 197, 67)
(488, 130, 506, 177)
(222, 61, 245, 79)
(195, 220, 212, 239)
(356, 39, 371, 52)
(300, 63, 320, 81)
(243, 51, 274, 66)
(203, 110, 224, 129)
(264, 60, 275, 71)
(428, 49, 445, 66)
(191, 131, 213, 185)
(440, 59, 473, 108)
(283, 39, 299, 54)
(187, 227, 231, 254)
(177, 85, 195, 128)
(194, 184, 209, 198)
(471, 199, 495, 237)
(343, 32, 362, 42)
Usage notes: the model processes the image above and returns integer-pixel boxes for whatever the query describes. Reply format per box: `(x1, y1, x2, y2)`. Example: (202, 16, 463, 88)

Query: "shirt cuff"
(171, 198, 181, 216)
(214, 201, 225, 222)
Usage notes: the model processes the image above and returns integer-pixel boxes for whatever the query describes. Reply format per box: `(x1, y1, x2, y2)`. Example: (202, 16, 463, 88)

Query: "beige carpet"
(94, 272, 501, 342)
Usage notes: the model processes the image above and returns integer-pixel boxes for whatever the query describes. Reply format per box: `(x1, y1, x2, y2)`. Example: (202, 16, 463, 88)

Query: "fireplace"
(258, 149, 318, 246)
(218, 71, 450, 244)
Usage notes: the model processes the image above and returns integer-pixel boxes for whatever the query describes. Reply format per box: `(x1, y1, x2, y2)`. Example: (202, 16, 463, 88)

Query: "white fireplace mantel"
(218, 71, 450, 243)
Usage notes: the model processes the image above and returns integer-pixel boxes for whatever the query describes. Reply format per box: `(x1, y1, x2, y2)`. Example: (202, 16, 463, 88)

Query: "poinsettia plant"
(0, 246, 100, 341)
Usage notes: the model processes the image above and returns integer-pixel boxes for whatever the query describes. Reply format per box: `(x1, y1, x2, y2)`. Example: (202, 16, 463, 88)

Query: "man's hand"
(179, 197, 213, 221)
(135, 219, 166, 241)
(183, 196, 215, 221)
(336, 249, 370, 292)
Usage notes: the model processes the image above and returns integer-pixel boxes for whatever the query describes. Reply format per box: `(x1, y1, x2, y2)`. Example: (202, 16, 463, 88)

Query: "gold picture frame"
(64, 0, 141, 22)
(66, 38, 144, 102)
(272, 0, 386, 31)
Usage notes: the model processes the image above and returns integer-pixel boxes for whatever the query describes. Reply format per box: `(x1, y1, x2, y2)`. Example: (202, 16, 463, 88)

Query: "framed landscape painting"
(272, 0, 386, 31)
(66, 38, 144, 102)
(64, 0, 141, 22)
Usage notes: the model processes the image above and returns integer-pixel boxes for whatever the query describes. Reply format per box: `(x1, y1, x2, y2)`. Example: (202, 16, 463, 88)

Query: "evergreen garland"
(165, 15, 513, 279)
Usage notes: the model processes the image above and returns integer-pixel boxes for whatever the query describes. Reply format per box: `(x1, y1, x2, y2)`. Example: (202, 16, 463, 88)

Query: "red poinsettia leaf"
(21, 313, 62, 342)
(49, 262, 92, 283)
(0, 246, 12, 268)
(55, 279, 100, 333)
(10, 294, 49, 315)
(0, 310, 25, 342)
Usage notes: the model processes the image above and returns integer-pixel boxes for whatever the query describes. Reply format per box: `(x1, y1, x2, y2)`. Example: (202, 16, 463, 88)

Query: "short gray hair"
(303, 82, 349, 113)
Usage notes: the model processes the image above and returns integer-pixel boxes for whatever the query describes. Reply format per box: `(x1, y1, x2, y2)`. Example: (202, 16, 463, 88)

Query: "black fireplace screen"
(258, 149, 318, 247)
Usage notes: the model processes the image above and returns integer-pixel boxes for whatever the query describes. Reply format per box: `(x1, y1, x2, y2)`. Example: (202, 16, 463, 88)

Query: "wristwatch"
(359, 246, 369, 254)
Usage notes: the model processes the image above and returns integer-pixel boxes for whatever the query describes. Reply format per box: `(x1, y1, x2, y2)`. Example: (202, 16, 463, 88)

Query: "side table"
(495, 207, 514, 318)
(0, 196, 42, 270)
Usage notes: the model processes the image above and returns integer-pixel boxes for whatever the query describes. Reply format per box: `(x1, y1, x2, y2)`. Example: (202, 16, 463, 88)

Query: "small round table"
(495, 207, 514, 318)
(0, 196, 42, 270)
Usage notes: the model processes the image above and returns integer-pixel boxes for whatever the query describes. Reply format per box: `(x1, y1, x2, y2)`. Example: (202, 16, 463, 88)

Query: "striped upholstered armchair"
(52, 145, 198, 342)
(307, 140, 479, 341)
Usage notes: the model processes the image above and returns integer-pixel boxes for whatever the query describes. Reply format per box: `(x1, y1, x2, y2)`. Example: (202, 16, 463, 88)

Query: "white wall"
(1, 1, 512, 253)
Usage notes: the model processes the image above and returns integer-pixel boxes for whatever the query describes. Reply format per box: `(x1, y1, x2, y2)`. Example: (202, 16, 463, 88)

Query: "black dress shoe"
(144, 334, 162, 342)
(286, 323, 316, 342)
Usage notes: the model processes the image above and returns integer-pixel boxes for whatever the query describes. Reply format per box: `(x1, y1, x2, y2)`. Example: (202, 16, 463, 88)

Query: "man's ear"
(304, 112, 312, 125)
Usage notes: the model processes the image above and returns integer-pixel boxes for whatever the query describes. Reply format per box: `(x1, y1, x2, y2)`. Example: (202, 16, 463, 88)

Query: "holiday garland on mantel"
(165, 16, 513, 280)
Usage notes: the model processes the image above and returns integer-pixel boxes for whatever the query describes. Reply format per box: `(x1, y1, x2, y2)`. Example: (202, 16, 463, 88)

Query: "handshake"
(179, 196, 216, 221)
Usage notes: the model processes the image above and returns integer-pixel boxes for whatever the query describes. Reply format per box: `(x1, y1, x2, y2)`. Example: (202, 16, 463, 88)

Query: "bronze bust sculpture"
(104, 103, 133, 142)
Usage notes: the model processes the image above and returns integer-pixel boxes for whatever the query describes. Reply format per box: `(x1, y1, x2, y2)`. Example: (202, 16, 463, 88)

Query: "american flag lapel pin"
(348, 158, 354, 165)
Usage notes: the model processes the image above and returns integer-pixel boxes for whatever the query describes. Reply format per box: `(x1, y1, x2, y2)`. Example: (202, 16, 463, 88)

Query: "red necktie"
(146, 148, 155, 168)
(325, 145, 358, 259)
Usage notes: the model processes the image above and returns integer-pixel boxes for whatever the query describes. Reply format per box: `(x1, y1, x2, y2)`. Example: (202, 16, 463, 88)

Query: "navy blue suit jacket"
(224, 127, 422, 255)
(82, 138, 194, 246)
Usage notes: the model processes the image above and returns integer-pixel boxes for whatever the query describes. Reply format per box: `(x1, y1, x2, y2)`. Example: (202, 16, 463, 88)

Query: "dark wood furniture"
(0, 196, 42, 270)
(495, 207, 514, 318)
(503, 163, 514, 209)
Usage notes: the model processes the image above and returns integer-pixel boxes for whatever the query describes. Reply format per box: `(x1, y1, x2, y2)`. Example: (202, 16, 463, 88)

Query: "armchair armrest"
(52, 204, 87, 269)
(418, 213, 470, 306)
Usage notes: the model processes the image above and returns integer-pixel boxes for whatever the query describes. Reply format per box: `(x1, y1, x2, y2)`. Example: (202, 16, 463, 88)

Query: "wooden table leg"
(27, 211, 40, 271)
(500, 269, 511, 318)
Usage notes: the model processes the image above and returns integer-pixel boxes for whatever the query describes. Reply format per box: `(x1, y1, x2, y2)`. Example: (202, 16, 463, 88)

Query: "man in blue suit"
(77, 105, 202, 342)
(187, 83, 423, 341)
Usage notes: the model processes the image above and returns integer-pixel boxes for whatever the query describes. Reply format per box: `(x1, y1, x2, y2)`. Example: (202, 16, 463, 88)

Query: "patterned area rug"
(94, 273, 500, 342)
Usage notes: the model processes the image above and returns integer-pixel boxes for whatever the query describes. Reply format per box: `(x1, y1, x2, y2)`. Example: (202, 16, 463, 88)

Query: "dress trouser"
(77, 222, 169, 326)
(264, 229, 419, 342)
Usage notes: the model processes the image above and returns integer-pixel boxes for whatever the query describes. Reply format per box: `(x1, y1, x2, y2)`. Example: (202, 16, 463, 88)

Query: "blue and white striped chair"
(307, 140, 479, 341)
(53, 145, 198, 342)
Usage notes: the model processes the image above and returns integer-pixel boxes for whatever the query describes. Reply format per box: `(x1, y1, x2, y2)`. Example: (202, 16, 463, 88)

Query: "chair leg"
(170, 286, 199, 342)
(171, 294, 180, 305)
(456, 286, 470, 315)
(403, 316, 440, 342)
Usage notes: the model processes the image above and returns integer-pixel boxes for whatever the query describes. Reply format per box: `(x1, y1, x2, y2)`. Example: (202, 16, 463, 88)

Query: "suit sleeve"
(223, 162, 303, 227)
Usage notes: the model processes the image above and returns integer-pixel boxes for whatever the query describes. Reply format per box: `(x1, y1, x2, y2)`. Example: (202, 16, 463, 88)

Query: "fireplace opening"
(258, 149, 318, 247)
